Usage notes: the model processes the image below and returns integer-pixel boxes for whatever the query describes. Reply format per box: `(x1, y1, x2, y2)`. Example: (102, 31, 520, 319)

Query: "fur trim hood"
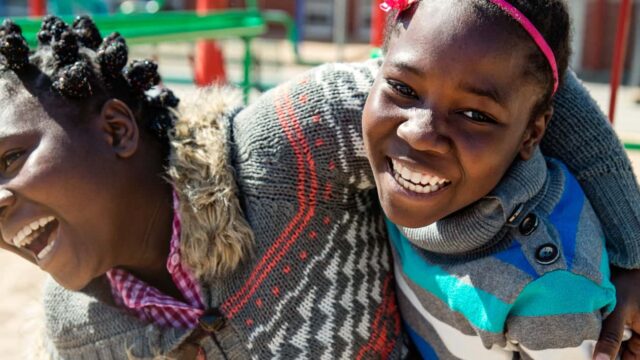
(168, 87, 254, 281)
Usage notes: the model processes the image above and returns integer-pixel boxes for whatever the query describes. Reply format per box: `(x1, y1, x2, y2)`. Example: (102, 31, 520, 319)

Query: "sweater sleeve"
(504, 270, 616, 359)
(541, 70, 640, 268)
(231, 61, 380, 201)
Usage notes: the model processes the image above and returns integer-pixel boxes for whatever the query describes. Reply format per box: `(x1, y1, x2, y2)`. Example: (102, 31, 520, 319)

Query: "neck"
(120, 181, 185, 301)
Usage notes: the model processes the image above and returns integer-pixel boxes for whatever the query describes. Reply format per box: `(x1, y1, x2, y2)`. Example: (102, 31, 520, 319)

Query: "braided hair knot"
(146, 88, 180, 140)
(52, 28, 80, 66)
(0, 22, 30, 71)
(72, 15, 102, 51)
(0, 19, 22, 37)
(97, 32, 128, 81)
(124, 59, 160, 96)
(52, 60, 93, 98)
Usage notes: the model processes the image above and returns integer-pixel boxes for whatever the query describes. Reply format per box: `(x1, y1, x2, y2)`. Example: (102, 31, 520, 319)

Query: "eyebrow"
(389, 59, 508, 107)
(458, 80, 507, 106)
(387, 59, 426, 78)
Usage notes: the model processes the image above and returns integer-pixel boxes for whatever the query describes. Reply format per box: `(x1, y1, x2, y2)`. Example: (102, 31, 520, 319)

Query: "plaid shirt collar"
(107, 192, 205, 329)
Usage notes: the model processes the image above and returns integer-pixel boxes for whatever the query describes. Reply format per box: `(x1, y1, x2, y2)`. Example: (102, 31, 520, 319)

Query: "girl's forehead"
(0, 86, 53, 131)
(388, 1, 528, 77)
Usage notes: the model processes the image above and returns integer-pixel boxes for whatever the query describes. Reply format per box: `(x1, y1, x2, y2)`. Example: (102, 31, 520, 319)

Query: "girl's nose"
(0, 188, 15, 217)
(397, 109, 451, 154)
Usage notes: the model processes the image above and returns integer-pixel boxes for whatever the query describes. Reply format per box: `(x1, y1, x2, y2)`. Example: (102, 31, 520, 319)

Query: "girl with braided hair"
(0, 10, 640, 359)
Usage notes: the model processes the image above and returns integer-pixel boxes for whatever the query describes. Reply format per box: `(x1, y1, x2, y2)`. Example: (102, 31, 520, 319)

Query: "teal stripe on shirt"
(511, 243, 616, 317)
(387, 219, 510, 333)
(387, 220, 615, 333)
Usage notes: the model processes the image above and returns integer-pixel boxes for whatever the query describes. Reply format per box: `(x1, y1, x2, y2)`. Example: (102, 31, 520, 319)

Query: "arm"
(541, 71, 640, 269)
(231, 61, 381, 199)
(505, 270, 616, 360)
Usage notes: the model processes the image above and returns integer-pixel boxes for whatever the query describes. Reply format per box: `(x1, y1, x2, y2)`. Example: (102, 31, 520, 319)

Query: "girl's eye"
(387, 79, 418, 99)
(461, 110, 495, 124)
(1, 150, 24, 171)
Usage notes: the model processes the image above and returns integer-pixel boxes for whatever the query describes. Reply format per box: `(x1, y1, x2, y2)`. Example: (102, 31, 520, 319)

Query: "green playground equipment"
(14, 10, 266, 102)
(15, 0, 306, 103)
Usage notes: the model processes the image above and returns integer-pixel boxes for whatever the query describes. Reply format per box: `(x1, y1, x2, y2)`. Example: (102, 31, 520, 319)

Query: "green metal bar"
(624, 142, 640, 151)
(242, 36, 252, 104)
(14, 10, 266, 47)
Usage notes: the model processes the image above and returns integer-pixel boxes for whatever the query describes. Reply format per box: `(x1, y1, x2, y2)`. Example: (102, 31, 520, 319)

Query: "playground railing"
(13, 9, 267, 102)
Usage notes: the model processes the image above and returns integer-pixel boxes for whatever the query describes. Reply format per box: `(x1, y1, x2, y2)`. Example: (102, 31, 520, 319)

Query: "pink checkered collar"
(107, 192, 205, 329)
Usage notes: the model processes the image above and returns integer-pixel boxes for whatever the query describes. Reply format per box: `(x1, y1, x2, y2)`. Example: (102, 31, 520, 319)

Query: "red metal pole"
(585, 0, 607, 70)
(29, 0, 46, 16)
(370, 0, 386, 47)
(194, 0, 227, 86)
(608, 0, 633, 124)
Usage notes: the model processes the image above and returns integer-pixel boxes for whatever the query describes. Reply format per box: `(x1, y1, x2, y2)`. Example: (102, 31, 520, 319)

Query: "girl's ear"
(519, 107, 553, 160)
(99, 99, 139, 159)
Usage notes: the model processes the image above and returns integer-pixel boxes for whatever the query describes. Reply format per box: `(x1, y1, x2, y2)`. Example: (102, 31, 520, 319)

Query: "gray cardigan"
(40, 61, 640, 359)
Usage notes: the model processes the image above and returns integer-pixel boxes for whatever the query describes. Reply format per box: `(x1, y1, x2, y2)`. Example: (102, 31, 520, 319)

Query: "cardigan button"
(519, 213, 538, 236)
(535, 244, 560, 265)
(507, 204, 525, 224)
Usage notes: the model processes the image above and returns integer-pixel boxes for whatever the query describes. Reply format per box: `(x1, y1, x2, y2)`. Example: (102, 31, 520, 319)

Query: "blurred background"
(1, 1, 639, 358)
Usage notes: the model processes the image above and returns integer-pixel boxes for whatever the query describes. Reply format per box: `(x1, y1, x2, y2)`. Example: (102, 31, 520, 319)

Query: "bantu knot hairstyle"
(72, 15, 102, 50)
(51, 27, 79, 66)
(146, 88, 180, 140)
(52, 60, 94, 98)
(0, 18, 21, 36)
(124, 59, 161, 95)
(1, 15, 180, 150)
(37, 15, 67, 46)
(0, 19, 30, 71)
(97, 32, 128, 81)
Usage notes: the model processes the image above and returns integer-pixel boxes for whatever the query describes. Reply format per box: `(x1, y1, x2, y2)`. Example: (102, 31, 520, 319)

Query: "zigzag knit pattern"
(222, 60, 403, 359)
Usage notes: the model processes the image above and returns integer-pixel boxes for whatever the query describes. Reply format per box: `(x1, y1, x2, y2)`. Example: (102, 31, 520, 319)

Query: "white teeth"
(11, 216, 55, 248)
(391, 158, 451, 192)
(37, 240, 56, 260)
(421, 174, 432, 185)
(400, 166, 412, 180)
(394, 170, 445, 194)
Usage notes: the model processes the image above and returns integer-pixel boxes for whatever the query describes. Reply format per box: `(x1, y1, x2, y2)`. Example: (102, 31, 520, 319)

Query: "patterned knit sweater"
(41, 60, 640, 359)
(388, 149, 616, 359)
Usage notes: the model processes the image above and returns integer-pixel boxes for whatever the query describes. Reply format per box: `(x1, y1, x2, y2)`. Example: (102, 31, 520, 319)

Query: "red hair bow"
(380, 0, 418, 12)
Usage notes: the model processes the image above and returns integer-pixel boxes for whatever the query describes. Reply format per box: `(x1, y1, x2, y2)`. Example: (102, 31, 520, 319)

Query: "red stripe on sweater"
(223, 87, 318, 318)
(355, 275, 400, 359)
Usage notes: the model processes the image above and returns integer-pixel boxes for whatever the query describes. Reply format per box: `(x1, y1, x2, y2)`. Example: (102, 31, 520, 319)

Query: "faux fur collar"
(167, 87, 254, 281)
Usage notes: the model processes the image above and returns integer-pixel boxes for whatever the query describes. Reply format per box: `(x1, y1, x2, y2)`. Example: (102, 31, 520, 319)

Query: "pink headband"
(380, 0, 559, 94)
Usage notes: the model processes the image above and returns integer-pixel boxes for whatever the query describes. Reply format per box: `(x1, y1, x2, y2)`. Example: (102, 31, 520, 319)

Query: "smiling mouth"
(389, 158, 452, 194)
(10, 217, 59, 260)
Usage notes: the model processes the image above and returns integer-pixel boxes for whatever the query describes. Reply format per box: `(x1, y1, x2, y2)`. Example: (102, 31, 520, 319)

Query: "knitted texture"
(389, 151, 616, 359)
(42, 61, 403, 359)
(40, 60, 639, 358)
(542, 71, 640, 268)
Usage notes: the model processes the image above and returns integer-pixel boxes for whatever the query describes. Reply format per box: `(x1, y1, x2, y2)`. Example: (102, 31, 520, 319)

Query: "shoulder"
(491, 157, 609, 293)
(238, 59, 379, 120)
(43, 277, 185, 358)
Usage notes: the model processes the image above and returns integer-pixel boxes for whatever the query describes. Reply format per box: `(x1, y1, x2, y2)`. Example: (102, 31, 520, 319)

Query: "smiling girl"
(0, 9, 639, 360)
(366, 0, 618, 358)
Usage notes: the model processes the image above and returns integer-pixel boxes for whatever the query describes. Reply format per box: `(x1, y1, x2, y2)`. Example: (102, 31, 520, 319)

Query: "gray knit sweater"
(40, 60, 640, 359)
